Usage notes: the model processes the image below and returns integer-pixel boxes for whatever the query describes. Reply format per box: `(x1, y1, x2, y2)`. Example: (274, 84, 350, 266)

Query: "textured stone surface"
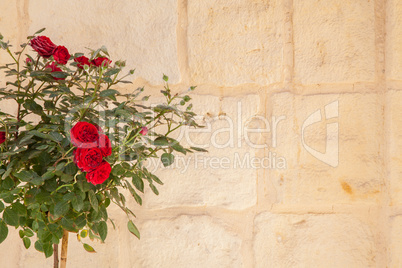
(127, 215, 243, 268)
(293, 0, 375, 84)
(187, 0, 285, 86)
(254, 213, 376, 267)
(142, 94, 260, 209)
(387, 0, 402, 80)
(27, 0, 180, 84)
(390, 215, 402, 267)
(269, 92, 383, 204)
(389, 90, 402, 204)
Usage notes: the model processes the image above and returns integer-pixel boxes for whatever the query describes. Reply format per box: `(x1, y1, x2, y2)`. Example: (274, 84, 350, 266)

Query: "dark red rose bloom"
(92, 57, 111, 67)
(86, 161, 111, 185)
(73, 147, 103, 172)
(0, 131, 5, 144)
(70, 121, 99, 148)
(98, 134, 112, 157)
(30, 36, 57, 58)
(53, 46, 70, 65)
(45, 62, 65, 81)
(74, 56, 90, 69)
(139, 126, 148, 135)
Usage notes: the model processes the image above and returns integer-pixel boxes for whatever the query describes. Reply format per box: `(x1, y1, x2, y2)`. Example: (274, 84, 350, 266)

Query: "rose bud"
(53, 45, 70, 65)
(92, 57, 112, 67)
(26, 58, 32, 65)
(0, 131, 5, 144)
(70, 121, 99, 148)
(74, 56, 90, 69)
(86, 161, 111, 185)
(30, 36, 57, 58)
(139, 127, 148, 135)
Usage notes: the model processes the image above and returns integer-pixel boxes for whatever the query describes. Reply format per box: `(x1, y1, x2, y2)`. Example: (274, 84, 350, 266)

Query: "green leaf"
(126, 182, 142, 205)
(149, 183, 159, 195)
(43, 242, 53, 258)
(23, 237, 31, 249)
(24, 229, 34, 237)
(83, 243, 96, 253)
(112, 164, 125, 176)
(34, 240, 43, 253)
(161, 153, 174, 167)
(71, 195, 84, 212)
(103, 69, 120, 77)
(34, 28, 46, 35)
(53, 201, 70, 218)
(0, 201, 4, 213)
(132, 174, 144, 193)
(190, 146, 208, 152)
(153, 137, 169, 146)
(100, 89, 119, 97)
(0, 220, 8, 243)
(88, 190, 98, 212)
(127, 220, 140, 239)
(3, 207, 19, 227)
(14, 170, 35, 182)
(98, 221, 107, 242)
(163, 74, 169, 81)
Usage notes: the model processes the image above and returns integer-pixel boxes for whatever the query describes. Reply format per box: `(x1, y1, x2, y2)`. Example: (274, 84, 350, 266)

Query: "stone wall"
(0, 0, 400, 267)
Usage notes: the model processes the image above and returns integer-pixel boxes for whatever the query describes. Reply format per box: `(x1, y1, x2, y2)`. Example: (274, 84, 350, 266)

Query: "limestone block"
(187, 0, 285, 86)
(127, 215, 243, 268)
(269, 92, 383, 204)
(389, 215, 402, 267)
(27, 0, 180, 84)
(389, 90, 402, 204)
(386, 0, 402, 80)
(293, 0, 375, 84)
(254, 213, 375, 267)
(142, 94, 261, 209)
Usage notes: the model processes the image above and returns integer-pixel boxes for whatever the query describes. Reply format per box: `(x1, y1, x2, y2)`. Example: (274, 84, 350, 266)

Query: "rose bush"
(0, 28, 205, 262)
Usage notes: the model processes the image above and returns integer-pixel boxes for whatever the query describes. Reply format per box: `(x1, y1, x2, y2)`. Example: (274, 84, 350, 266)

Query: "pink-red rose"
(45, 62, 65, 81)
(139, 127, 148, 135)
(53, 46, 70, 65)
(26, 58, 32, 64)
(92, 57, 111, 67)
(74, 56, 90, 69)
(73, 147, 103, 172)
(70, 122, 99, 148)
(86, 161, 111, 185)
(30, 36, 57, 58)
(0, 132, 5, 144)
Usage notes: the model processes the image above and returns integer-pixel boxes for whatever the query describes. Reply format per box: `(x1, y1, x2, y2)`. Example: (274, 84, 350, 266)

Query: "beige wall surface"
(0, 0, 400, 267)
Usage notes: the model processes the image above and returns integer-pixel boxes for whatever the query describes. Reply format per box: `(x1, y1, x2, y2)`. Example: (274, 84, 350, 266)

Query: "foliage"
(0, 28, 204, 257)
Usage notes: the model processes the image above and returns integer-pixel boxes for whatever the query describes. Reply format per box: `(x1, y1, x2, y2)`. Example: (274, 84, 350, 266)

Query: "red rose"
(30, 36, 57, 58)
(73, 148, 103, 172)
(26, 58, 32, 65)
(98, 134, 112, 157)
(92, 57, 111, 67)
(45, 62, 65, 81)
(70, 122, 99, 148)
(53, 46, 70, 65)
(0, 132, 5, 144)
(139, 127, 148, 135)
(86, 161, 111, 185)
(74, 56, 90, 69)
